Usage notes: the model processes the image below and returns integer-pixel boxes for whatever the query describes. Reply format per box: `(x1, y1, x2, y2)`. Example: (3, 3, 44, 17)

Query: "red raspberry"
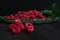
(6, 14, 15, 20)
(33, 10, 40, 17)
(28, 10, 33, 15)
(25, 22, 34, 33)
(14, 19, 21, 24)
(14, 14, 20, 19)
(22, 13, 30, 20)
(27, 12, 30, 16)
(10, 14, 15, 19)
(19, 23, 25, 31)
(9, 24, 20, 34)
(5, 16, 11, 20)
(33, 10, 38, 13)
(30, 14, 36, 19)
(17, 11, 23, 18)
(18, 13, 23, 18)
(38, 12, 46, 19)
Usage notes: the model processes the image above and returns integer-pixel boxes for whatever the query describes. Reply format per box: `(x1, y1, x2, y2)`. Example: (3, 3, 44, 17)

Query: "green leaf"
(42, 10, 53, 14)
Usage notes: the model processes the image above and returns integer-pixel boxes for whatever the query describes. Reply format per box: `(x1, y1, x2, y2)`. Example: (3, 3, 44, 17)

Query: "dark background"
(0, 0, 58, 15)
(0, 0, 60, 40)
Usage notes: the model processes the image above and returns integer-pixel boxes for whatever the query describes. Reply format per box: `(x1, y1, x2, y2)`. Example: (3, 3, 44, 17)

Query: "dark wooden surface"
(0, 20, 60, 40)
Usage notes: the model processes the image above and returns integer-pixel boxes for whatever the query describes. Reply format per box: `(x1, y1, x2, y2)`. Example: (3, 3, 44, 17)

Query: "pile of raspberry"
(5, 10, 46, 34)
(6, 10, 46, 20)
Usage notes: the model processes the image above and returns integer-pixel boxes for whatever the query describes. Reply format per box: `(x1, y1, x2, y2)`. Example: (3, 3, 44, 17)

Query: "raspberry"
(10, 14, 15, 19)
(25, 22, 34, 33)
(14, 14, 20, 19)
(17, 11, 23, 19)
(38, 12, 46, 19)
(5, 16, 11, 20)
(9, 24, 20, 34)
(30, 14, 36, 19)
(28, 10, 33, 15)
(6, 14, 15, 20)
(33, 10, 40, 18)
(19, 23, 25, 31)
(22, 13, 30, 20)
(14, 19, 21, 24)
